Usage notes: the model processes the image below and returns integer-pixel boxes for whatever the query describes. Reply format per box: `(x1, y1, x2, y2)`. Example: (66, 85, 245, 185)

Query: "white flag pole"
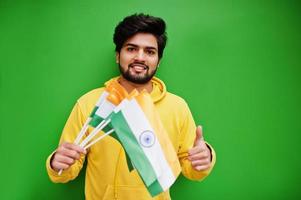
(74, 117, 92, 145)
(84, 129, 114, 150)
(79, 119, 111, 148)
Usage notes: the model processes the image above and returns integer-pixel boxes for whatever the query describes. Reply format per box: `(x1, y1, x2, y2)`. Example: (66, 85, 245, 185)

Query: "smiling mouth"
(129, 63, 148, 73)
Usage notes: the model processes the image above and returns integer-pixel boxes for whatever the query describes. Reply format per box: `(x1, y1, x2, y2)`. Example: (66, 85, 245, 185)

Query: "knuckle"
(53, 153, 61, 160)
(56, 148, 63, 154)
(59, 142, 67, 148)
(72, 151, 78, 158)
(62, 142, 72, 149)
(52, 161, 58, 168)
(58, 146, 67, 153)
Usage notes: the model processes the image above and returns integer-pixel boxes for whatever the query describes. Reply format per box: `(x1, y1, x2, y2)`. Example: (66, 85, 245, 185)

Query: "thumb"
(194, 125, 204, 146)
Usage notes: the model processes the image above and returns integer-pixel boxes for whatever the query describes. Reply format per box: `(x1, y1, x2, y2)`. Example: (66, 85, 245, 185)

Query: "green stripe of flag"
(110, 110, 159, 188)
(90, 112, 112, 131)
(147, 179, 163, 197)
(89, 106, 98, 117)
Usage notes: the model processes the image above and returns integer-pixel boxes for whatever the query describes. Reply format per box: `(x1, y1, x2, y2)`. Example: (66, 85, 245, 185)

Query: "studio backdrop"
(1, 0, 300, 199)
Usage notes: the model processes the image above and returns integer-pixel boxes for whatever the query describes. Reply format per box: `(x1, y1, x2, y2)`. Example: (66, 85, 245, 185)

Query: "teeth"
(131, 65, 146, 73)
(132, 66, 145, 69)
(130, 64, 147, 69)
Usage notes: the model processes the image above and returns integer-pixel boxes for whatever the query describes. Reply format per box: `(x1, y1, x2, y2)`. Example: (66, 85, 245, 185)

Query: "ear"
(115, 52, 120, 63)
(157, 60, 160, 68)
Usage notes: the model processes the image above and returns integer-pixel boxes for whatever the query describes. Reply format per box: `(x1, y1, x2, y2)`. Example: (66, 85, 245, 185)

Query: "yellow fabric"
(46, 76, 216, 200)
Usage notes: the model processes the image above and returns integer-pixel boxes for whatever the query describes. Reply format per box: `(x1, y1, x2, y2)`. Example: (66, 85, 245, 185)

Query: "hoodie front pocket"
(102, 184, 169, 200)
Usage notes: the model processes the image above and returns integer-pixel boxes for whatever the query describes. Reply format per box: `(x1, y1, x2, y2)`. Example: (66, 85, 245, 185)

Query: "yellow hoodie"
(46, 77, 216, 200)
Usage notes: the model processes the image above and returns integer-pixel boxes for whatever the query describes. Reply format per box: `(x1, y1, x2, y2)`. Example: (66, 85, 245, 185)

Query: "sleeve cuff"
(46, 151, 73, 183)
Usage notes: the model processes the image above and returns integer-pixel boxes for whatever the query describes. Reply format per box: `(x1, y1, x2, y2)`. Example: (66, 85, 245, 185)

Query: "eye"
(127, 47, 136, 52)
(146, 49, 156, 55)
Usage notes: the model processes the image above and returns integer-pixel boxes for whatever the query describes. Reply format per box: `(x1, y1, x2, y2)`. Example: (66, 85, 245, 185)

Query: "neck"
(118, 76, 153, 93)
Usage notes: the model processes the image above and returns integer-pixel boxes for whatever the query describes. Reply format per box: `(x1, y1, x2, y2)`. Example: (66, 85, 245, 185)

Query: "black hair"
(113, 13, 167, 59)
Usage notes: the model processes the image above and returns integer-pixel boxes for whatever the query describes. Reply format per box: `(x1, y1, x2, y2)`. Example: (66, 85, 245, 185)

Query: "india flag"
(84, 83, 138, 171)
(109, 91, 181, 197)
(74, 81, 129, 147)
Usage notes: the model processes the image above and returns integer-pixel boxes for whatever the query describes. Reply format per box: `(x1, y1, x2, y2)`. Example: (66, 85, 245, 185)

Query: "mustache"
(128, 62, 149, 70)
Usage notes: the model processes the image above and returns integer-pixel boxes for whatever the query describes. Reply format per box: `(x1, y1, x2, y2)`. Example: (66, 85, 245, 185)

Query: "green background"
(1, 0, 300, 199)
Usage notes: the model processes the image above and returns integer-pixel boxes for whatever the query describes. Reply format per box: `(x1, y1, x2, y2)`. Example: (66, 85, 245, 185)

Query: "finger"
(58, 147, 81, 160)
(55, 153, 75, 165)
(188, 150, 210, 161)
(52, 160, 70, 171)
(62, 142, 87, 154)
(194, 125, 204, 146)
(188, 144, 206, 155)
(191, 158, 211, 167)
(194, 164, 211, 171)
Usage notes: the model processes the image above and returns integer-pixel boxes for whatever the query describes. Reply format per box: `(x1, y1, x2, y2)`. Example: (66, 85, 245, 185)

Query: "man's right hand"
(50, 142, 87, 172)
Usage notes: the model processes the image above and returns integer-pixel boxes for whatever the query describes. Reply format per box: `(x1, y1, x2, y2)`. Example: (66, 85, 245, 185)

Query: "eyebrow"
(125, 43, 158, 51)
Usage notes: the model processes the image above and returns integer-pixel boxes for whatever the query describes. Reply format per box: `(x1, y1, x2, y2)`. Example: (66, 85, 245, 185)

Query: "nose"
(134, 49, 146, 62)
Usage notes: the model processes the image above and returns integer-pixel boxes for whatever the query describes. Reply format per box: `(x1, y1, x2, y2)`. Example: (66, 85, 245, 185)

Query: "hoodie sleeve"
(46, 101, 87, 183)
(177, 102, 216, 181)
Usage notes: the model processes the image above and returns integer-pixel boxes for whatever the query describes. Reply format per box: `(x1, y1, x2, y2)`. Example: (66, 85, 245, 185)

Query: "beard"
(118, 62, 158, 84)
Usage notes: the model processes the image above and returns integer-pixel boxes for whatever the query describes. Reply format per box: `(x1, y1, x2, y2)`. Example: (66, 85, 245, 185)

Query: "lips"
(129, 63, 148, 73)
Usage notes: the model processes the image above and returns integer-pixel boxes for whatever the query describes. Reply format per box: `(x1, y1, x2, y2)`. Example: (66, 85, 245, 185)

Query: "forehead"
(123, 33, 158, 49)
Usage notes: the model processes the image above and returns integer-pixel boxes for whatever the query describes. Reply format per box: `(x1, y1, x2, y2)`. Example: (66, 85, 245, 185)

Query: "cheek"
(149, 57, 159, 67)
(119, 50, 134, 61)
(119, 55, 132, 65)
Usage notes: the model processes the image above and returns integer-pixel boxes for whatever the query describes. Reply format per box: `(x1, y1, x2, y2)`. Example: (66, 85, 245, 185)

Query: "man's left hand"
(188, 125, 212, 171)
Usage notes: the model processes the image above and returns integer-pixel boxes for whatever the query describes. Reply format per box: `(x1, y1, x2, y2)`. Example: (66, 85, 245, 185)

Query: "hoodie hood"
(149, 77, 166, 103)
(104, 76, 166, 103)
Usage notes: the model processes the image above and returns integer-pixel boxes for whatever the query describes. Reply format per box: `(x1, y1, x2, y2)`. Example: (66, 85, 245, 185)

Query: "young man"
(46, 13, 216, 200)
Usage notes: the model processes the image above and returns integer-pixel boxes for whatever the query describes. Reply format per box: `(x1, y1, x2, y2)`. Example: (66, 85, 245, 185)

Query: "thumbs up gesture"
(188, 126, 212, 171)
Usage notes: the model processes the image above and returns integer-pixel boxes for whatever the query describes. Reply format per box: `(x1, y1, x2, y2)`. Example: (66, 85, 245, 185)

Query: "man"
(46, 13, 216, 200)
